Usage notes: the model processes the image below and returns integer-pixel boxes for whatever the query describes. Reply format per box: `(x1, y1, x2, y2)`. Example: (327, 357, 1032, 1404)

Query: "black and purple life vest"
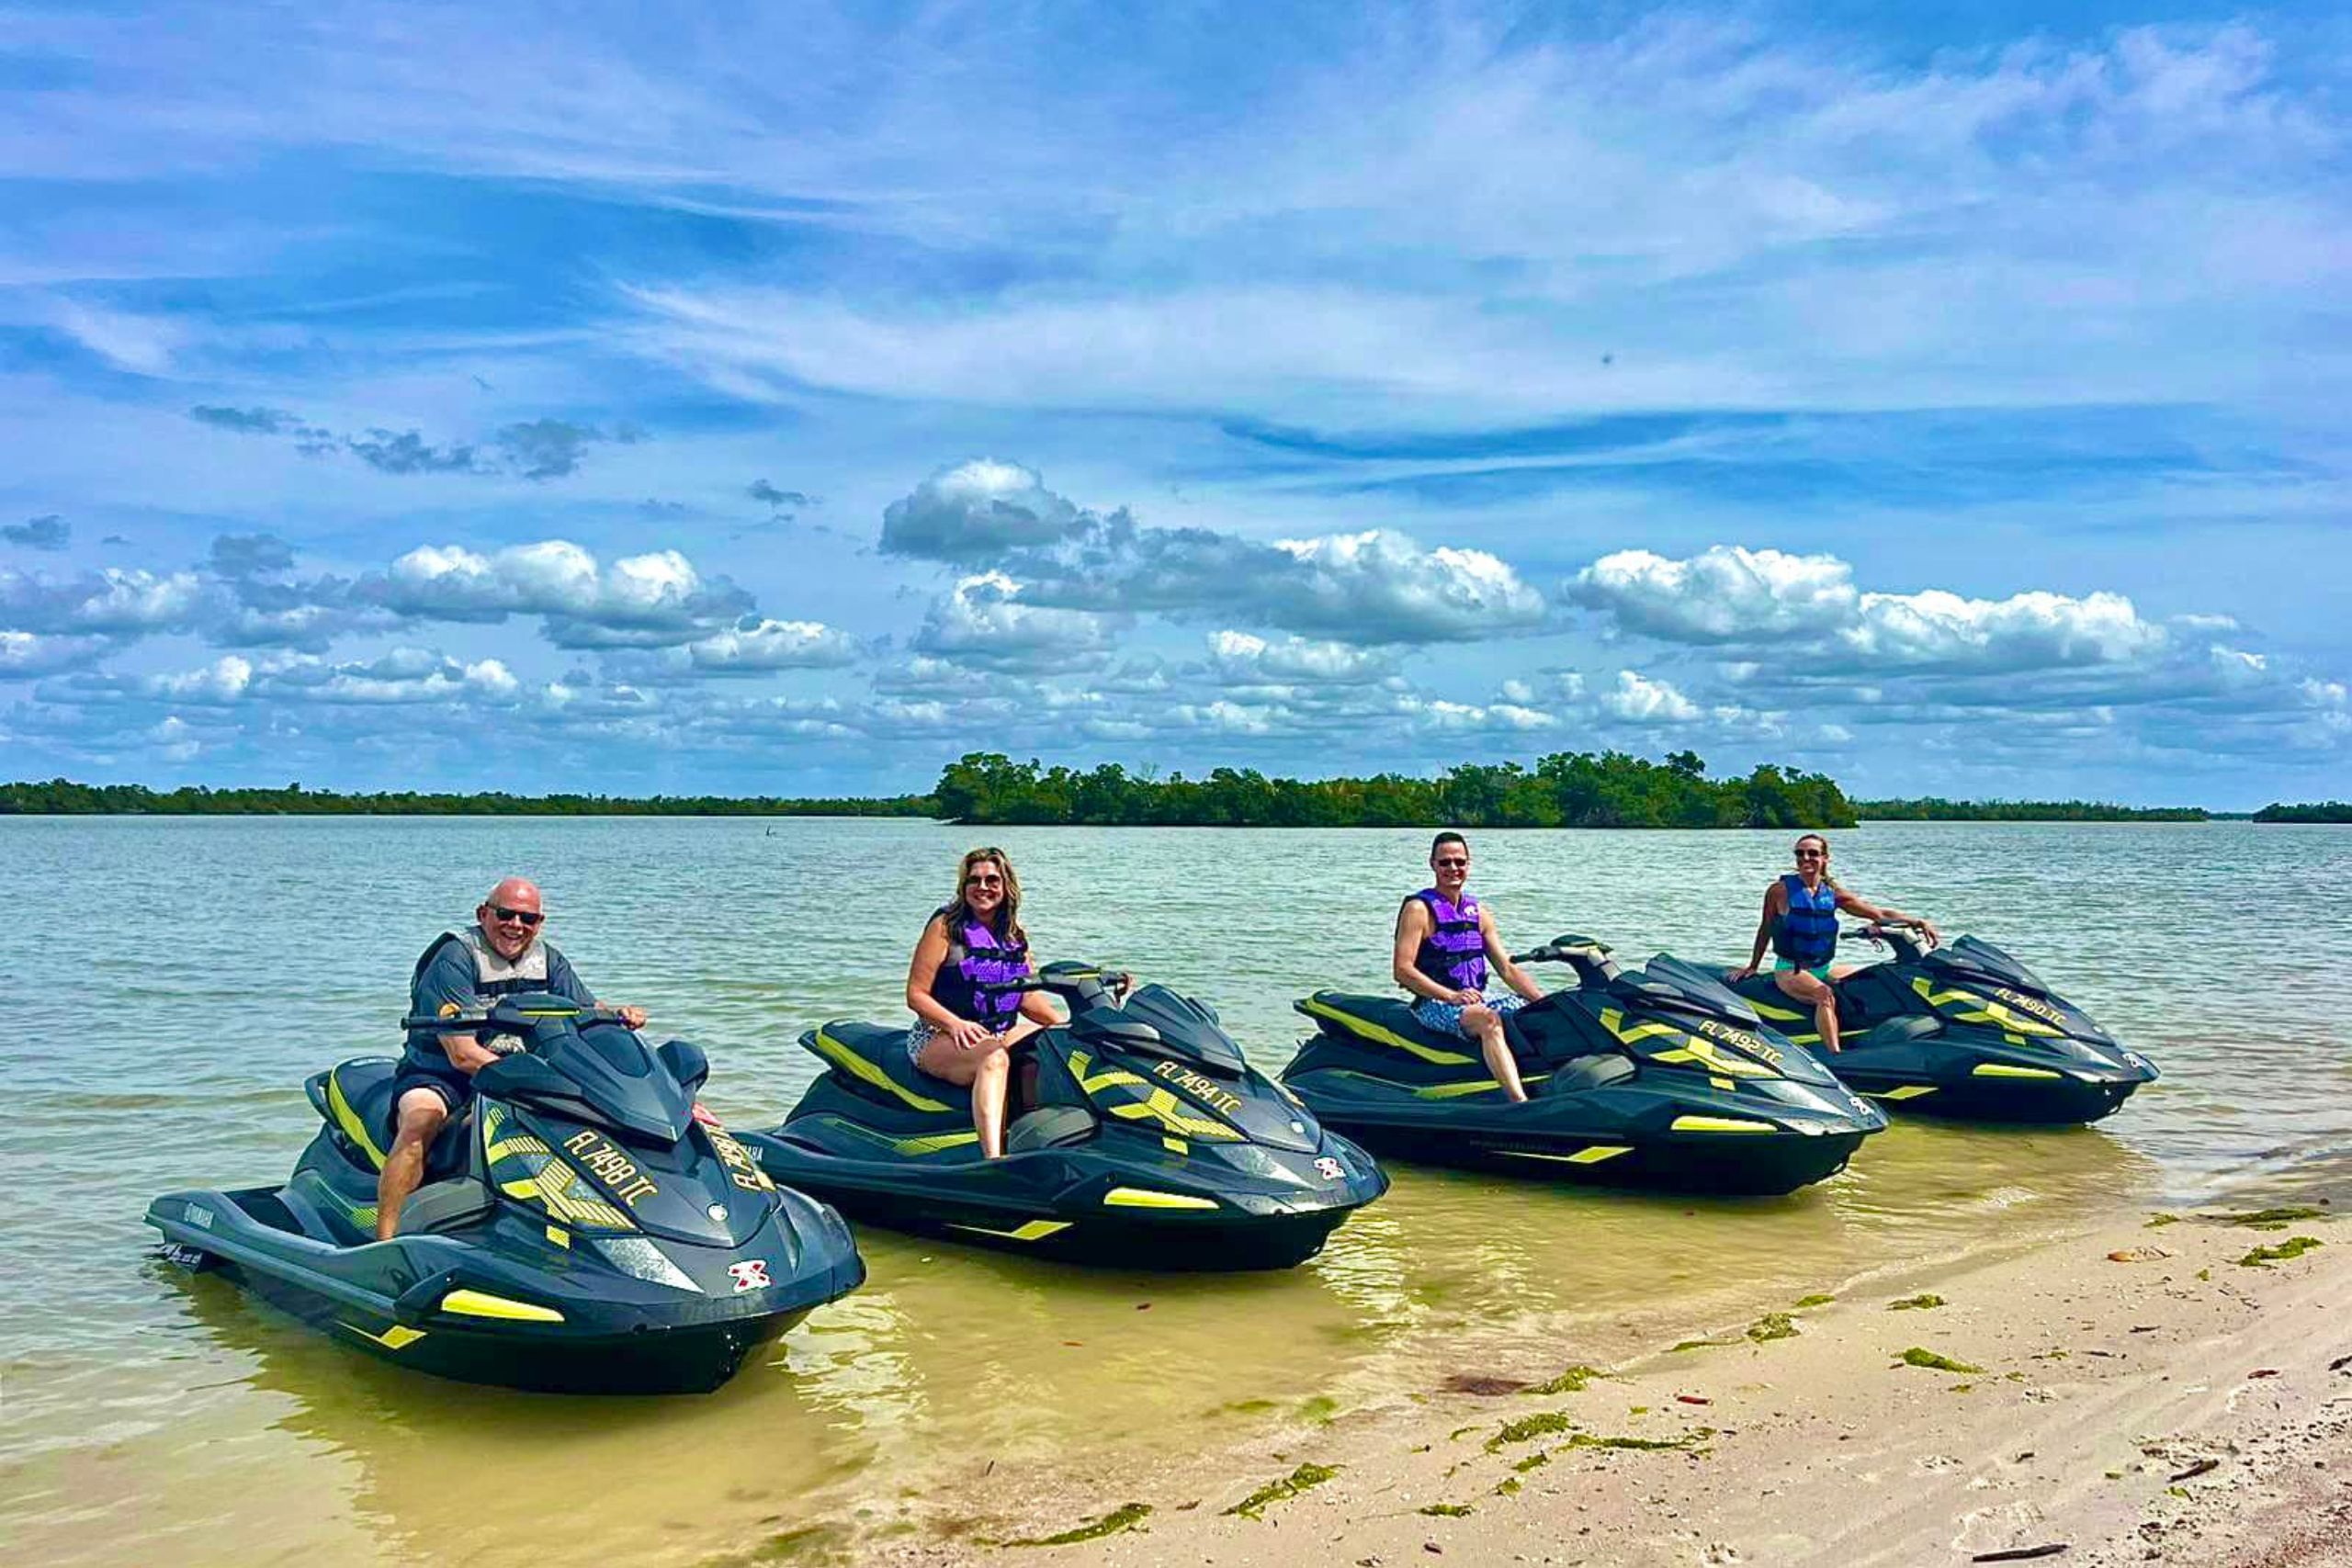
(1407, 888, 1487, 993)
(928, 908, 1032, 1032)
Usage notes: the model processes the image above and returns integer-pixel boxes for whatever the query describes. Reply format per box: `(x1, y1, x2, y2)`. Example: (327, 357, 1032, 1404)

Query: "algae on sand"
(2224, 1206, 2326, 1232)
(1486, 1411, 1577, 1451)
(1747, 1312, 1799, 1342)
(1898, 1347, 1984, 1374)
(1888, 1293, 1946, 1311)
(992, 1503, 1153, 1549)
(1532, 1364, 1606, 1393)
(1224, 1463, 1340, 1519)
(1792, 1292, 1836, 1308)
(2236, 1235, 2324, 1268)
(1418, 1503, 1475, 1517)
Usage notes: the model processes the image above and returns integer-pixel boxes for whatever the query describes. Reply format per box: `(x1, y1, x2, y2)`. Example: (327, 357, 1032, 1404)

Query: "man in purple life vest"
(1392, 830, 1547, 1102)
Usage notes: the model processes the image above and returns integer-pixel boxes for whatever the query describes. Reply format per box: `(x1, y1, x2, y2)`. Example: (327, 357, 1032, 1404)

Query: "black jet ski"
(145, 994, 865, 1393)
(1724, 928, 2158, 1122)
(1283, 936, 1886, 1196)
(739, 963, 1388, 1269)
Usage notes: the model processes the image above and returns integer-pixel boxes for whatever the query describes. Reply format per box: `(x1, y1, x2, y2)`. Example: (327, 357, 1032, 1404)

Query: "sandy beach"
(852, 1203, 2347, 1568)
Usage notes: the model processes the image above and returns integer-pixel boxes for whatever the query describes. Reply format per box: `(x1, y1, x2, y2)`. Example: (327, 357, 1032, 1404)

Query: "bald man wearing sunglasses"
(377, 877, 648, 1239)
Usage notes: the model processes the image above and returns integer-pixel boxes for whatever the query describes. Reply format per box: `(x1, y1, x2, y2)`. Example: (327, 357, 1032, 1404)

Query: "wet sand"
(855, 1205, 2347, 1567)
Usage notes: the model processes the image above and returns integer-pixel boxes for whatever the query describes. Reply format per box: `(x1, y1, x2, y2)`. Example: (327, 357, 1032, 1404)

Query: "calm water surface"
(3, 818, 2346, 1565)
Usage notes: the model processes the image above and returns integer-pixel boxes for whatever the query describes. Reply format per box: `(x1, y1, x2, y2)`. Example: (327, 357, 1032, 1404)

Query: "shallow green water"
(2, 818, 2346, 1564)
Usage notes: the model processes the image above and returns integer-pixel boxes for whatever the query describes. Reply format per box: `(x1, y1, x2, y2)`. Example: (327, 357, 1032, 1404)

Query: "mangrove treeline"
(12, 766, 2334, 828)
(2252, 801, 2352, 823)
(0, 779, 935, 818)
(930, 750, 1857, 829)
(1854, 797, 2210, 822)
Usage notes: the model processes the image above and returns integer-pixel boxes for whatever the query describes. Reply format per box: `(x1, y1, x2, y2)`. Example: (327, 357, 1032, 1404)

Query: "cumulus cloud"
(1571, 544, 2169, 674)
(1600, 669, 1702, 723)
(686, 616, 861, 671)
(1206, 630, 1396, 685)
(911, 571, 1114, 671)
(880, 459, 1085, 562)
(1570, 546, 1856, 644)
(5, 514, 70, 551)
(0, 565, 204, 635)
(879, 462, 1548, 646)
(371, 539, 753, 648)
(1, 630, 109, 676)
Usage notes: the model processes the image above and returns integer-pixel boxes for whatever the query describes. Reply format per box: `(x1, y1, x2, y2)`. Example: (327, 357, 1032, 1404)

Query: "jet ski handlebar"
(1506, 933, 1622, 987)
(1845, 924, 1930, 960)
(399, 998, 629, 1034)
(1008, 962, 1135, 1009)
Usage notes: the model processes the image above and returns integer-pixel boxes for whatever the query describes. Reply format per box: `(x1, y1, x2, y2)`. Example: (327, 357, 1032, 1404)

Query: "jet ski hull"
(740, 1127, 1380, 1271)
(1278, 1082, 1868, 1196)
(1826, 1045, 2148, 1124)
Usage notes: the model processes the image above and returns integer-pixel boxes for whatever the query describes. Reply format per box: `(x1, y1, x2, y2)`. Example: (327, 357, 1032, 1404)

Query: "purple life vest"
(1408, 888, 1487, 993)
(928, 908, 1032, 1032)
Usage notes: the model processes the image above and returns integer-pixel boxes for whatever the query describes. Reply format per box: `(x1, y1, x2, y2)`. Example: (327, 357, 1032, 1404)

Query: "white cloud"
(373, 539, 750, 648)
(687, 617, 860, 672)
(1570, 546, 1855, 643)
(912, 571, 1114, 670)
(1206, 629, 1395, 685)
(1600, 669, 1702, 723)
(880, 458, 1084, 562)
(1571, 543, 2172, 675)
(0, 630, 110, 676)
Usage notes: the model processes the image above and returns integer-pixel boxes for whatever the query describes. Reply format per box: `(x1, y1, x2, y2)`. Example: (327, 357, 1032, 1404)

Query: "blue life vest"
(928, 908, 1032, 1032)
(1408, 888, 1487, 993)
(1773, 874, 1839, 967)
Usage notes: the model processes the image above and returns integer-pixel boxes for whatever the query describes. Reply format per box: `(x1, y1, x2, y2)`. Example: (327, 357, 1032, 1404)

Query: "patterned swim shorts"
(1410, 993, 1526, 1039)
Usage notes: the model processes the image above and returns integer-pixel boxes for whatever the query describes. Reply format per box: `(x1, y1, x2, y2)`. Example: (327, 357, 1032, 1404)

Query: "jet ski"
(738, 963, 1388, 1269)
(1283, 936, 1886, 1196)
(145, 993, 865, 1394)
(1724, 928, 2158, 1122)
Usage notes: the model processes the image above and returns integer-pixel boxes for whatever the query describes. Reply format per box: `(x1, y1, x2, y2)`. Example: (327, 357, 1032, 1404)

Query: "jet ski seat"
(396, 1176, 495, 1235)
(805, 1021, 976, 1117)
(1005, 1104, 1097, 1153)
(1295, 992, 1485, 1067)
(306, 1059, 470, 1178)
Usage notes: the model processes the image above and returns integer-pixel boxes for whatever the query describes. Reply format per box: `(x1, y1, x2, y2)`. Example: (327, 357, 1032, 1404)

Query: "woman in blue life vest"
(1729, 832, 1940, 1054)
(906, 846, 1065, 1158)
(1393, 830, 1546, 1102)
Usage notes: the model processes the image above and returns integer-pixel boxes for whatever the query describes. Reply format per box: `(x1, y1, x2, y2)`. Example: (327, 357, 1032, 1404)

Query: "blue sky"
(2, 2, 2345, 806)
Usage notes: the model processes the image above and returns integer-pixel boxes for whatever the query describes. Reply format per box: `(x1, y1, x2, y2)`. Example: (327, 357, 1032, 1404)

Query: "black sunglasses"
(489, 905, 544, 927)
(965, 873, 1004, 887)
(1793, 849, 1826, 860)
(1433, 856, 1469, 868)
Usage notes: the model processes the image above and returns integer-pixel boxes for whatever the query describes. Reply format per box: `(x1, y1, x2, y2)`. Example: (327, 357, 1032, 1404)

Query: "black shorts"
(390, 1060, 473, 1118)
